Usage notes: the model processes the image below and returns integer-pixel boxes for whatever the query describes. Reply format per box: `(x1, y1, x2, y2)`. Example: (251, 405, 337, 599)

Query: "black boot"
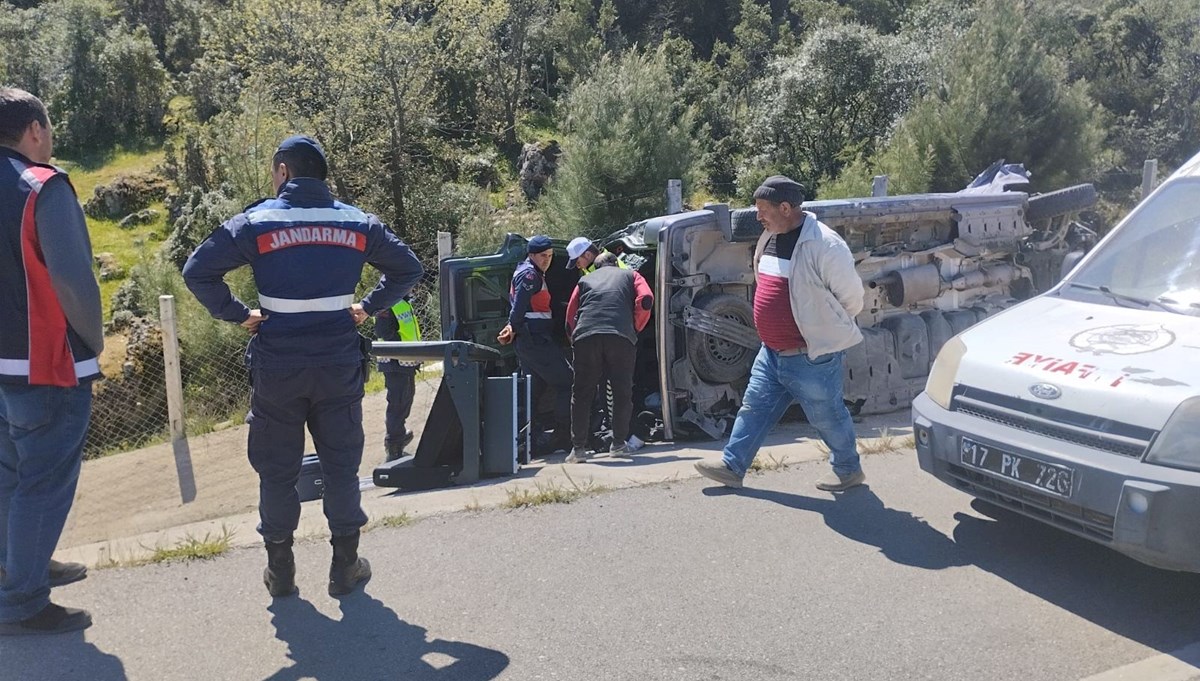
(328, 532, 371, 597)
(384, 440, 404, 462)
(263, 537, 297, 597)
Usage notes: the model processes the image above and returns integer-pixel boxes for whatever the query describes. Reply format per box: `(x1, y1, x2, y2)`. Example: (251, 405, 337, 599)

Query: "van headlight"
(1145, 397, 1200, 471)
(925, 336, 967, 410)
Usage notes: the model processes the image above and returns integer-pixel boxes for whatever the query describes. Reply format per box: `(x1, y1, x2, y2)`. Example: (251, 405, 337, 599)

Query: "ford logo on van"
(1029, 383, 1062, 400)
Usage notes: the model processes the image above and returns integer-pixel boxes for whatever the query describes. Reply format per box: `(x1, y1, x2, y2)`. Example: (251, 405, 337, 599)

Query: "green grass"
(56, 148, 172, 321)
(93, 526, 236, 568)
(369, 512, 415, 530)
(501, 469, 608, 509)
(145, 527, 235, 564)
(749, 454, 790, 472)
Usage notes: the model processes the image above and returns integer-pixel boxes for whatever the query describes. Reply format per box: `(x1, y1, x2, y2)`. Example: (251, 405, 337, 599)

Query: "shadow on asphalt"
(952, 501, 1200, 657)
(0, 629, 128, 681)
(706, 485, 968, 570)
(263, 590, 509, 680)
(711, 480, 1200, 660)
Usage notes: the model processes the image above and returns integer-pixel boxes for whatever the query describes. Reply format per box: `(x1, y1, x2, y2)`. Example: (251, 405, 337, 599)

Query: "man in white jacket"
(695, 175, 866, 491)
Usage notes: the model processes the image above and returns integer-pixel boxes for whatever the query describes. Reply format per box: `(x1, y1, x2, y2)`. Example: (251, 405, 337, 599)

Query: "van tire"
(685, 293, 757, 384)
(1026, 184, 1097, 223)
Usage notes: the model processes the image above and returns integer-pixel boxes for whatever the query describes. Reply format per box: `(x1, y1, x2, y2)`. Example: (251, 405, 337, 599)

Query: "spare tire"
(685, 293, 757, 384)
(1026, 184, 1097, 223)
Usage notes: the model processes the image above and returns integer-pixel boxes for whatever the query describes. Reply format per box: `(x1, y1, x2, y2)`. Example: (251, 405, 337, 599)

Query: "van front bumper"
(912, 391, 1200, 573)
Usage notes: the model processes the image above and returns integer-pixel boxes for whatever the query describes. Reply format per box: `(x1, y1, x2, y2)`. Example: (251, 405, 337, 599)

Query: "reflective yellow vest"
(581, 253, 631, 275)
(391, 299, 421, 341)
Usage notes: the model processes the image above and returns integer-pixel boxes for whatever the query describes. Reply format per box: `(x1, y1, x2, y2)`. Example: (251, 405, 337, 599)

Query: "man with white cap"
(566, 236, 629, 275)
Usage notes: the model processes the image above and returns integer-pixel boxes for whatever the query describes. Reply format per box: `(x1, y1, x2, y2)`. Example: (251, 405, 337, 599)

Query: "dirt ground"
(60, 374, 441, 550)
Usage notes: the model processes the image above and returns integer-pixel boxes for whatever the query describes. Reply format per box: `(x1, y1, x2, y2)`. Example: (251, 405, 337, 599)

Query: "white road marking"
(1078, 642, 1200, 681)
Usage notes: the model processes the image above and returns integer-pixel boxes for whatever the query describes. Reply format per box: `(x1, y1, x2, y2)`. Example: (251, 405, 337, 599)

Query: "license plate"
(959, 437, 1075, 498)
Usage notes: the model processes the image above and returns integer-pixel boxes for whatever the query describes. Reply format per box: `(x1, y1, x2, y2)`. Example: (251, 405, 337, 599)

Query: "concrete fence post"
(872, 175, 889, 197)
(666, 179, 683, 213)
(437, 231, 453, 261)
(1142, 159, 1158, 200)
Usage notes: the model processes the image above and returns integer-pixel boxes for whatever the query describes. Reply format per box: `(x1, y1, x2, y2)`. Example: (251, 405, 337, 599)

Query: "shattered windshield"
(1064, 179, 1200, 314)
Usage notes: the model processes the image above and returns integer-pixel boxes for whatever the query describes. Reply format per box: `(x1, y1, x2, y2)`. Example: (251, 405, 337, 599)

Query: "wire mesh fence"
(83, 233, 446, 460)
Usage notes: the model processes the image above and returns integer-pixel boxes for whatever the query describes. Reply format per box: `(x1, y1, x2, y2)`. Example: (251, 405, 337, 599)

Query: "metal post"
(159, 295, 195, 503)
(1142, 159, 1158, 200)
(666, 179, 683, 214)
(437, 231, 453, 261)
(872, 175, 889, 197)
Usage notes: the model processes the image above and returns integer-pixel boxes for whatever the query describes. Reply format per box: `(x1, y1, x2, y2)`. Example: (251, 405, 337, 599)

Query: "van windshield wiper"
(1066, 283, 1179, 313)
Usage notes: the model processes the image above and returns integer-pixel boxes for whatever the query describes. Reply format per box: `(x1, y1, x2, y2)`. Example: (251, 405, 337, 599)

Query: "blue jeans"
(722, 347, 860, 478)
(0, 382, 92, 623)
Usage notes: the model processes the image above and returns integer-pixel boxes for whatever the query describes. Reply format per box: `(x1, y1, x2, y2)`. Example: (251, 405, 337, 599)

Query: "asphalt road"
(5, 451, 1200, 681)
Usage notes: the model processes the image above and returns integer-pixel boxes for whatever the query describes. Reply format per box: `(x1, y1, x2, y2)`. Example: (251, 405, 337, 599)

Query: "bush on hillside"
(542, 48, 697, 239)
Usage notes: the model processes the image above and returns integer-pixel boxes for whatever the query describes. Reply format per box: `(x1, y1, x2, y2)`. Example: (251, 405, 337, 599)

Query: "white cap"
(566, 236, 593, 269)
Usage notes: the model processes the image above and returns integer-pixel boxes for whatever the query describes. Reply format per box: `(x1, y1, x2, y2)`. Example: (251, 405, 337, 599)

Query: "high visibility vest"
(581, 253, 630, 275)
(391, 299, 421, 341)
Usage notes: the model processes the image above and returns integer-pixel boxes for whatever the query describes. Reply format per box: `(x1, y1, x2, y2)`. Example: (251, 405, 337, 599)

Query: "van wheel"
(685, 293, 757, 384)
(1026, 184, 1097, 223)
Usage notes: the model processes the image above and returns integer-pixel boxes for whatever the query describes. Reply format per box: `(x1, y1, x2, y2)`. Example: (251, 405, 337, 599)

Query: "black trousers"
(514, 333, 573, 438)
(571, 334, 635, 448)
(247, 364, 368, 542)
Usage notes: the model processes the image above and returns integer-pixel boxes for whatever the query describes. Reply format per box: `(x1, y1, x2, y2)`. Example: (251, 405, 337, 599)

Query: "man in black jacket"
(563, 253, 654, 462)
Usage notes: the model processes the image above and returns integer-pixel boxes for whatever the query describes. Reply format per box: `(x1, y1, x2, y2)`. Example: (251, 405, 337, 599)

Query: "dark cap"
(753, 175, 806, 207)
(527, 235, 554, 254)
(275, 135, 328, 178)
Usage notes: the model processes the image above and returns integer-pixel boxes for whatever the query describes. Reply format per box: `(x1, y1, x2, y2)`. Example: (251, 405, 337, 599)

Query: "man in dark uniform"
(497, 235, 572, 455)
(374, 295, 420, 461)
(183, 135, 423, 598)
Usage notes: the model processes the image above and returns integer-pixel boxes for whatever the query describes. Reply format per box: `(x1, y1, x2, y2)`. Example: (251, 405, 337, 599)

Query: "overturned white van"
(913, 149, 1200, 572)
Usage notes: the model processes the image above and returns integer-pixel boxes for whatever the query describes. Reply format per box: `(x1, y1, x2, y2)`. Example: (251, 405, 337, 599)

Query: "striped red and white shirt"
(754, 228, 806, 352)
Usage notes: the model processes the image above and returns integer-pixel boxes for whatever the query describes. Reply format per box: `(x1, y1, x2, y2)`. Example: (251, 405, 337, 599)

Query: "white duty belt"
(258, 293, 355, 313)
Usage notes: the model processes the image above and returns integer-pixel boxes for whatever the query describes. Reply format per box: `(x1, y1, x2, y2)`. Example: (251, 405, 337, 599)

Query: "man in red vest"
(498, 236, 573, 455)
(0, 89, 101, 635)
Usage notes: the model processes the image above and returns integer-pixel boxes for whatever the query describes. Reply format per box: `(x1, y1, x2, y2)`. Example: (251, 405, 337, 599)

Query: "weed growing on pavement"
(501, 469, 608, 509)
(898, 434, 916, 449)
(371, 512, 414, 529)
(858, 429, 900, 455)
(463, 498, 483, 512)
(750, 454, 789, 472)
(145, 526, 235, 564)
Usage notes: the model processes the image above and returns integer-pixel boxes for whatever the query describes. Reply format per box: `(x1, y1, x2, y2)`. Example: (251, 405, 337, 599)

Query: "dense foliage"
(2, 0, 1198, 249)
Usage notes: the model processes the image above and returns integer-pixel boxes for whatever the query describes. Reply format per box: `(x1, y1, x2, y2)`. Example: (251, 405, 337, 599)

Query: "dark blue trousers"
(382, 367, 417, 444)
(247, 364, 368, 542)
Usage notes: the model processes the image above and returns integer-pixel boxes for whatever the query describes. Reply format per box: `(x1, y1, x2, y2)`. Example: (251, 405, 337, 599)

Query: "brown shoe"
(815, 470, 866, 492)
(694, 460, 744, 489)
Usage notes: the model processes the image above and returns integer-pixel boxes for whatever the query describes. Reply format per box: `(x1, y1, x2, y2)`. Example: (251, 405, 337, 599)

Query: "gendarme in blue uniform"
(183, 180, 422, 368)
(183, 167, 423, 546)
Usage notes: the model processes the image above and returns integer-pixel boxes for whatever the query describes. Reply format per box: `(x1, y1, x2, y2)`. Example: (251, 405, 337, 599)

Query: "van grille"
(952, 387, 1154, 459)
(946, 463, 1116, 542)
